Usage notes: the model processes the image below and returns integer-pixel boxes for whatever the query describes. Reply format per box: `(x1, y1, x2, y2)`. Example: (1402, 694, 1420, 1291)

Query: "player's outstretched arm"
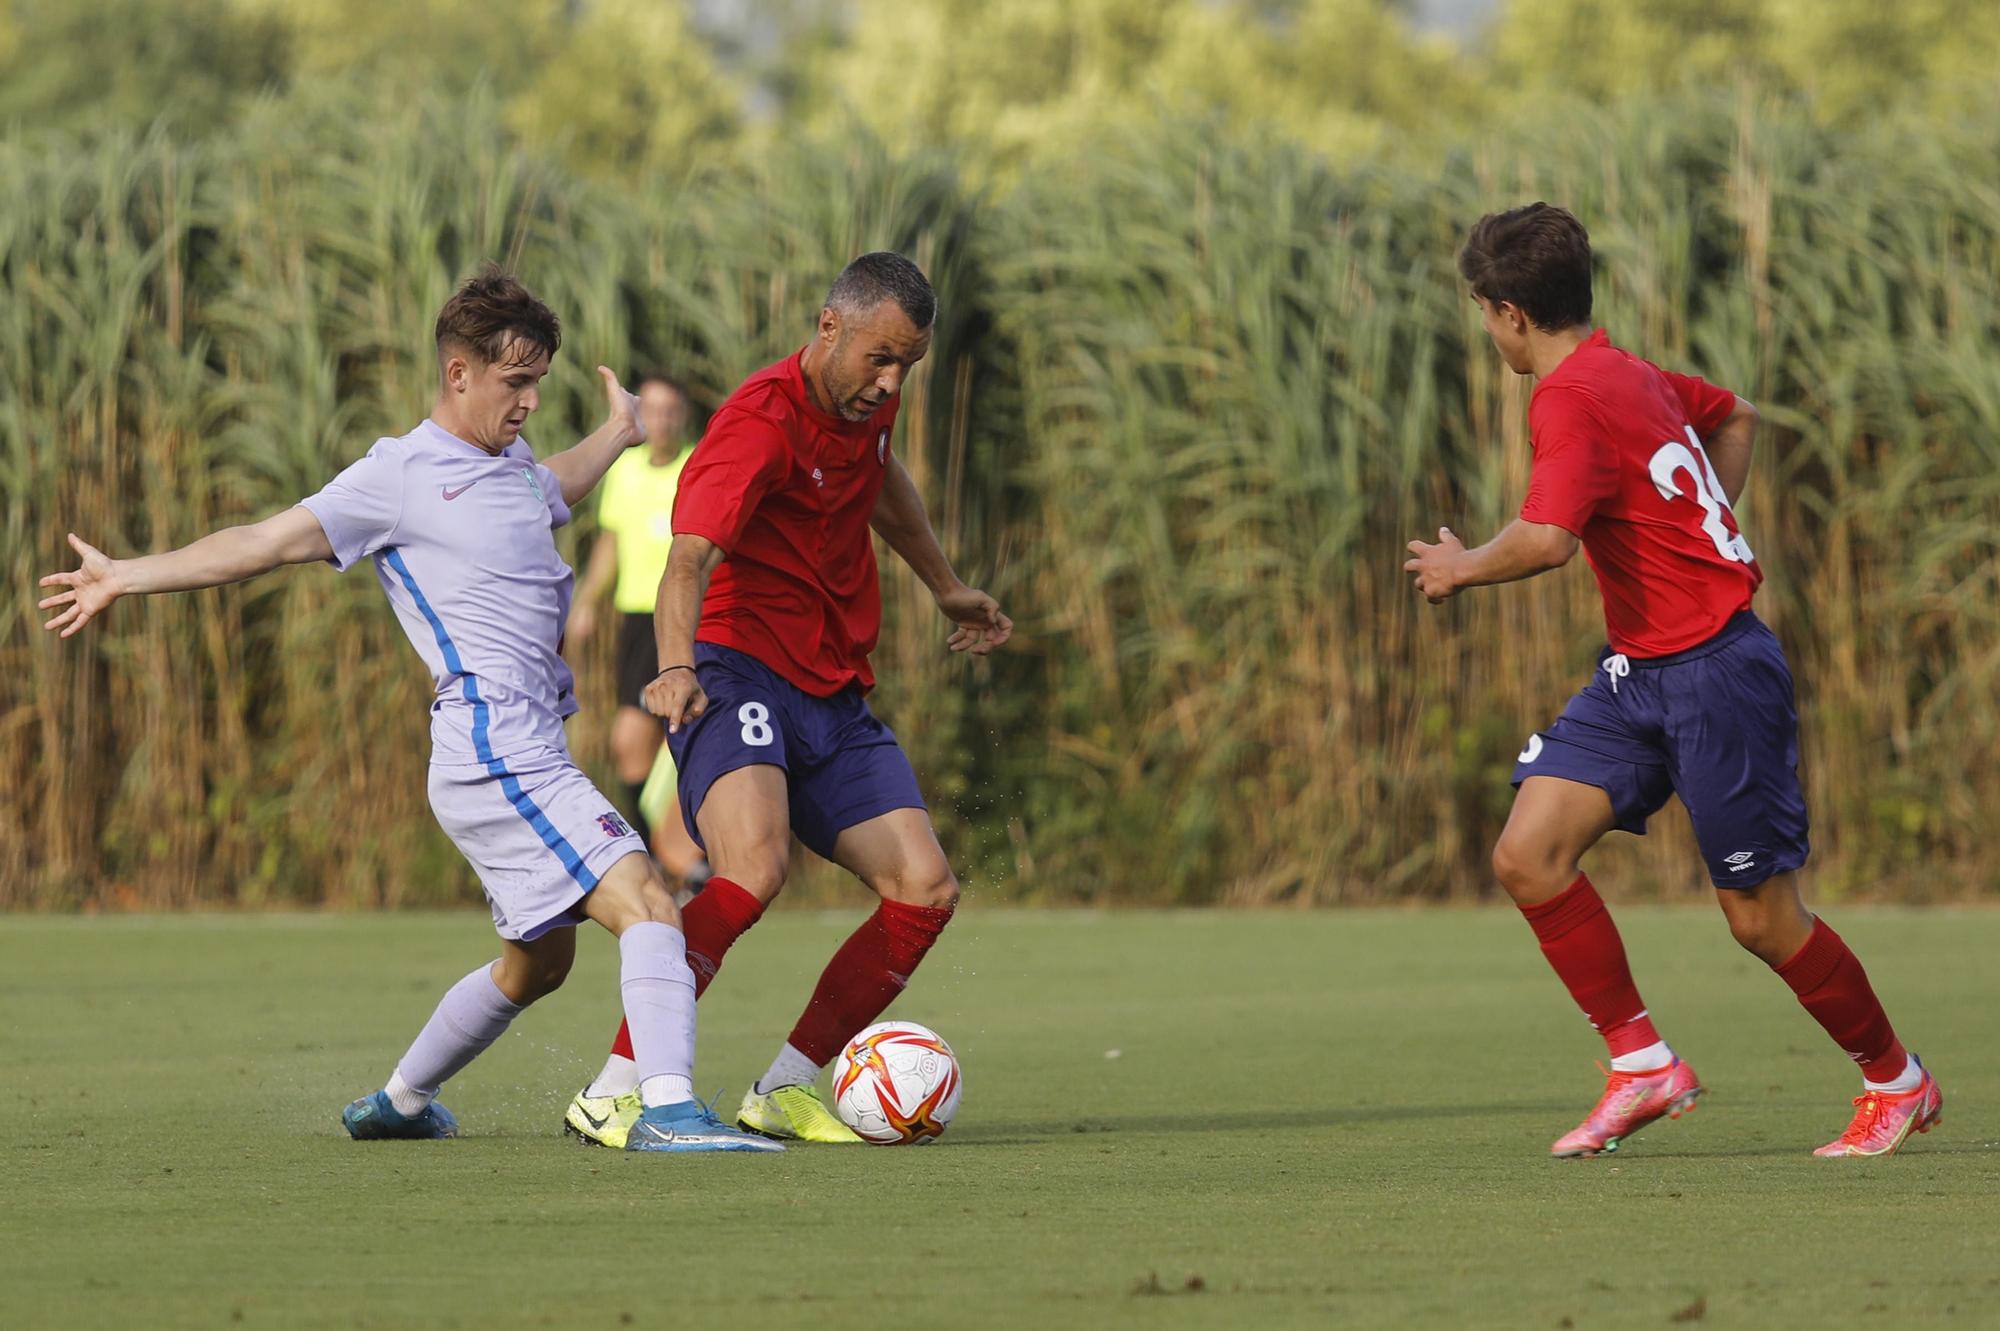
(568, 528, 618, 643)
(1404, 521, 1577, 604)
(641, 533, 726, 734)
(870, 454, 1012, 656)
(541, 366, 645, 507)
(1701, 396, 1759, 506)
(37, 508, 335, 638)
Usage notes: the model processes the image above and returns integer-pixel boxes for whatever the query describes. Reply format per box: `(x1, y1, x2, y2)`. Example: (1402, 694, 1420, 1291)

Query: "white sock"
(1865, 1053, 1923, 1095)
(639, 1072, 695, 1107)
(618, 921, 700, 1110)
(384, 1070, 432, 1117)
(1610, 1040, 1674, 1073)
(585, 1054, 639, 1101)
(754, 1042, 822, 1095)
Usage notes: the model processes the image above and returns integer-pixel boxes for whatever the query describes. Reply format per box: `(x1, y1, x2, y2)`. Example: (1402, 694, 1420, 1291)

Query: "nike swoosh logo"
(442, 482, 477, 501)
(577, 1104, 610, 1131)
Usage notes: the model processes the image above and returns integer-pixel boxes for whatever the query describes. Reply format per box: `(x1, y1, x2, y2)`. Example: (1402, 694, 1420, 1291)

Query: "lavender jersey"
(299, 418, 579, 765)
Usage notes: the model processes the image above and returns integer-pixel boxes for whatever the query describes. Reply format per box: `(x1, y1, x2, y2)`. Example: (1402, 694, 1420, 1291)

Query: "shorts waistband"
(1607, 610, 1763, 670)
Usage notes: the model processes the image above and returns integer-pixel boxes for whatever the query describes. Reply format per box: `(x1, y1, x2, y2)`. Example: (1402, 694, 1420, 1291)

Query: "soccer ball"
(832, 1021, 963, 1145)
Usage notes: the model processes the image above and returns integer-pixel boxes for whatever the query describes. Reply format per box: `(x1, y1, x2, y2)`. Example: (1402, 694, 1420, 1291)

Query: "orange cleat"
(1813, 1057, 1942, 1158)
(1550, 1058, 1703, 1158)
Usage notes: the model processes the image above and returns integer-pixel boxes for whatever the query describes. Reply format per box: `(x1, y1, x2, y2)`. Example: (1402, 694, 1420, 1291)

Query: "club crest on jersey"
(519, 466, 547, 504)
(877, 430, 889, 465)
(596, 811, 632, 840)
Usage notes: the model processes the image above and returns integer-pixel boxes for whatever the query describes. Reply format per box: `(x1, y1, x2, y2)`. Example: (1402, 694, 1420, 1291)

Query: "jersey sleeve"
(1660, 369, 1739, 437)
(298, 443, 406, 572)
(1521, 389, 1618, 536)
(672, 409, 790, 552)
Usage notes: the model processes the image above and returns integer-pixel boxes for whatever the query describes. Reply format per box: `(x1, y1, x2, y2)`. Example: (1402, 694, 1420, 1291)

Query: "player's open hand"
(598, 366, 644, 447)
(937, 584, 1012, 656)
(643, 665, 708, 735)
(1404, 527, 1466, 604)
(38, 533, 124, 637)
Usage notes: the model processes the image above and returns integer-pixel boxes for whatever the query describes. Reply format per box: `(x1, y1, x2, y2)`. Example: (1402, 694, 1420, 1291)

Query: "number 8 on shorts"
(739, 701, 774, 747)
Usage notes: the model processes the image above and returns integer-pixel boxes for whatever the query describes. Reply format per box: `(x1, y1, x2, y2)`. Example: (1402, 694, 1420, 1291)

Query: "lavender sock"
(388, 964, 524, 1113)
(620, 922, 698, 1108)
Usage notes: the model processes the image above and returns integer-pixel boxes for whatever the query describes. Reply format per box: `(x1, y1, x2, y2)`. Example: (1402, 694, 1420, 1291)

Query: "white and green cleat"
(563, 1087, 642, 1149)
(736, 1083, 864, 1144)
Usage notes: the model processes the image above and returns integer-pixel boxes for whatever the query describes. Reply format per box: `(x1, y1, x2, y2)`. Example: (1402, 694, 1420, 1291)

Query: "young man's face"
(814, 300, 932, 422)
(444, 335, 551, 448)
(1475, 296, 1535, 375)
(638, 380, 689, 446)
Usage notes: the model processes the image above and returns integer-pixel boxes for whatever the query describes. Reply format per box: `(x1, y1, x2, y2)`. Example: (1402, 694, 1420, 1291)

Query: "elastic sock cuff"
(1775, 918, 1842, 993)
(619, 921, 693, 984)
(1519, 874, 1601, 942)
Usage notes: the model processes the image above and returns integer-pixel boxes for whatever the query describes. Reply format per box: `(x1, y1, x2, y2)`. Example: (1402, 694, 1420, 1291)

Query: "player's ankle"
(1608, 1040, 1674, 1073)
(584, 1054, 640, 1100)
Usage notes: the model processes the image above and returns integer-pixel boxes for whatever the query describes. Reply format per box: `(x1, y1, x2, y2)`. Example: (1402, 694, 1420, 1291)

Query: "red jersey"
(672, 350, 900, 696)
(1522, 329, 1761, 658)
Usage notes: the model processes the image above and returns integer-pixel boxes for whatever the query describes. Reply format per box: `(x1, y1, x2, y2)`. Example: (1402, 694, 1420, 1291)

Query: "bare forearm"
(1704, 399, 1758, 505)
(120, 511, 328, 594)
(1452, 520, 1577, 590)
(545, 417, 641, 507)
(872, 460, 961, 596)
(653, 538, 721, 669)
(575, 531, 618, 610)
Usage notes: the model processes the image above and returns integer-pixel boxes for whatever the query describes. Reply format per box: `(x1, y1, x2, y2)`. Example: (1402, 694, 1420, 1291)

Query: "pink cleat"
(1551, 1058, 1703, 1158)
(1813, 1058, 1942, 1158)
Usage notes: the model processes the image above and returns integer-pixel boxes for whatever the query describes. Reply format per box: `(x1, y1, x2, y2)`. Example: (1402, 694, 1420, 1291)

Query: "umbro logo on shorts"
(1724, 850, 1756, 871)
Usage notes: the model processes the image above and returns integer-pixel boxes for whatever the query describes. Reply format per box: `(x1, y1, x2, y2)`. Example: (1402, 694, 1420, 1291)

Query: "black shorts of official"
(615, 612, 658, 711)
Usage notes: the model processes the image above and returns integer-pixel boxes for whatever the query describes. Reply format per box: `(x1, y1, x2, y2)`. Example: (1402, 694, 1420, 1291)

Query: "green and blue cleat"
(625, 1099, 786, 1153)
(341, 1090, 460, 1140)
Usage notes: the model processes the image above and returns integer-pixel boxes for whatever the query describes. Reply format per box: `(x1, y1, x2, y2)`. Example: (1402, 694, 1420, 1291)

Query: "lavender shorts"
(427, 743, 647, 940)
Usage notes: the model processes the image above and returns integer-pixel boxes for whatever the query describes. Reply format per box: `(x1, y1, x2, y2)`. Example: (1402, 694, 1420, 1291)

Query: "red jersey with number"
(1522, 329, 1761, 658)
(671, 350, 899, 696)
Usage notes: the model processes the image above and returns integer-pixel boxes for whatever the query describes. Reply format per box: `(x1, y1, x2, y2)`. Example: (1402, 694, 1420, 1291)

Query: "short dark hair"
(634, 369, 688, 397)
(1457, 204, 1593, 331)
(825, 251, 936, 329)
(434, 264, 561, 367)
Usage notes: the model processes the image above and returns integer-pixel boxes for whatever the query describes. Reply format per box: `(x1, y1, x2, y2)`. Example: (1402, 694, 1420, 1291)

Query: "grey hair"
(825, 251, 936, 329)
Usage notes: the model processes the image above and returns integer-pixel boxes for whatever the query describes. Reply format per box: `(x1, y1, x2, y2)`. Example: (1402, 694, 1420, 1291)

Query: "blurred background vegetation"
(3, 0, 1997, 908)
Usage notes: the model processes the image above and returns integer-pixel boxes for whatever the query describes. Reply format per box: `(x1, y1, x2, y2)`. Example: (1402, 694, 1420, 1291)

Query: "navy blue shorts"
(666, 643, 927, 861)
(1510, 611, 1811, 889)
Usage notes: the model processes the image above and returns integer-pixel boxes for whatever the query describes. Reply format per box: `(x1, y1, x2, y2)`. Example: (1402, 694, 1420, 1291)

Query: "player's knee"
(876, 859, 959, 911)
(1723, 906, 1791, 966)
(714, 847, 789, 902)
(588, 859, 683, 933)
(1491, 834, 1568, 903)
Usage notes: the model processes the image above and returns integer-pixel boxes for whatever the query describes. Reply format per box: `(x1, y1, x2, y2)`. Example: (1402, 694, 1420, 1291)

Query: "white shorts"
(427, 745, 648, 941)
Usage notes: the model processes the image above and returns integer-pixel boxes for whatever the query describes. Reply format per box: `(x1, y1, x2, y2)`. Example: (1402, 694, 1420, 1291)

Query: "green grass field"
(3, 907, 1995, 1329)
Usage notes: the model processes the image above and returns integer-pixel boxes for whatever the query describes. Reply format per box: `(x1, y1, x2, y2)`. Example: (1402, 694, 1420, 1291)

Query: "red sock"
(786, 900, 955, 1065)
(1774, 918, 1908, 1083)
(1519, 874, 1662, 1059)
(608, 876, 766, 1061)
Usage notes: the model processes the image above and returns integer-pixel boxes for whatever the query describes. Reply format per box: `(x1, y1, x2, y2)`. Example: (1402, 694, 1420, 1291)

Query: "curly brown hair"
(433, 264, 561, 368)
(1457, 203, 1593, 332)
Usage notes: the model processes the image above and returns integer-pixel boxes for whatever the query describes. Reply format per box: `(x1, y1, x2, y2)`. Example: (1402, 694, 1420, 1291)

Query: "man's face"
(444, 334, 550, 448)
(1476, 296, 1534, 375)
(814, 300, 932, 422)
(639, 380, 689, 445)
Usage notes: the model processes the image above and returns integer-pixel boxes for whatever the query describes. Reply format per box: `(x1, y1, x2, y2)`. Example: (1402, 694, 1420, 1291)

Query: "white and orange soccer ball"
(832, 1021, 963, 1145)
